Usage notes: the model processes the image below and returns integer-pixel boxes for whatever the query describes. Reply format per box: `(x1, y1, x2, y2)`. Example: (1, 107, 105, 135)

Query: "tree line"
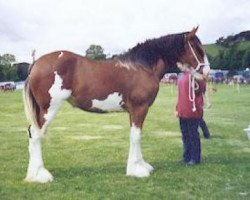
(208, 45, 250, 72)
(0, 54, 29, 82)
(209, 31, 250, 73)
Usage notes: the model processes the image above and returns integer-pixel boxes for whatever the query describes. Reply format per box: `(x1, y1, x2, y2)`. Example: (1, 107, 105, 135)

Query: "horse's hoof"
(142, 161, 154, 172)
(25, 168, 53, 183)
(126, 161, 153, 178)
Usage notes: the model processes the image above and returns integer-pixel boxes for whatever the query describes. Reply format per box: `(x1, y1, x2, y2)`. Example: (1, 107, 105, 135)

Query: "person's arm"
(204, 88, 212, 109)
(192, 65, 210, 81)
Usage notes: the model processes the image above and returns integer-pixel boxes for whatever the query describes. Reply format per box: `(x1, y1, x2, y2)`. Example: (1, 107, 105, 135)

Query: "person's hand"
(175, 111, 179, 117)
(191, 70, 204, 80)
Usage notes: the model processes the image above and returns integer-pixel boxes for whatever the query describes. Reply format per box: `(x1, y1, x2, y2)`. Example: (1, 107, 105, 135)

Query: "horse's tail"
(23, 75, 40, 132)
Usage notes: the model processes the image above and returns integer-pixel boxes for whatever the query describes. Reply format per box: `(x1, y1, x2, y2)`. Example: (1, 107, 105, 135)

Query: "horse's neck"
(153, 59, 167, 81)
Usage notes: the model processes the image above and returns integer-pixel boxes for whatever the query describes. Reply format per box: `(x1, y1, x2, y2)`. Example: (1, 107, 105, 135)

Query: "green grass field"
(0, 84, 250, 200)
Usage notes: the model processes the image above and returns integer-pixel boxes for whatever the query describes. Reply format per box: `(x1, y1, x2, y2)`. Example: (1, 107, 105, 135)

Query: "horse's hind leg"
(25, 72, 72, 183)
(25, 120, 53, 183)
(25, 105, 61, 183)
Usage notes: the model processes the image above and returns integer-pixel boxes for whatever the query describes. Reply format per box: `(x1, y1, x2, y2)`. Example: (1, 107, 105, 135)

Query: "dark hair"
(118, 33, 186, 69)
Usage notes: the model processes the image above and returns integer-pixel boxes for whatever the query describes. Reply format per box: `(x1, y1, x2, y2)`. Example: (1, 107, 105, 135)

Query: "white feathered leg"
(25, 126, 53, 183)
(126, 124, 154, 177)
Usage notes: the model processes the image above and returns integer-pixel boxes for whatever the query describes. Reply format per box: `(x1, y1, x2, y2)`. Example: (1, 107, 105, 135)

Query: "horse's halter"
(187, 41, 210, 112)
(187, 41, 210, 72)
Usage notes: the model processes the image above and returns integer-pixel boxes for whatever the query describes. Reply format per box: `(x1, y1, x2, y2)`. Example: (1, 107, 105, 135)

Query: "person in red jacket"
(176, 66, 206, 165)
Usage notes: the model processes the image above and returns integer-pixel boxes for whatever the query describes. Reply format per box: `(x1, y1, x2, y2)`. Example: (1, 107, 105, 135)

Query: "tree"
(15, 62, 30, 81)
(210, 50, 224, 69)
(242, 50, 250, 68)
(0, 54, 16, 65)
(85, 44, 106, 60)
(0, 65, 7, 81)
(0, 53, 17, 81)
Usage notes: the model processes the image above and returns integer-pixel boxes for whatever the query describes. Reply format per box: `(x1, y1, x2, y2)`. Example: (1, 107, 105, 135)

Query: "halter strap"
(185, 41, 210, 112)
(188, 41, 210, 72)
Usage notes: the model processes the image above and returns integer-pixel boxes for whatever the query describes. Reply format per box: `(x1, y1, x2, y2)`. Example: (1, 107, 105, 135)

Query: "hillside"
(203, 39, 250, 70)
(204, 41, 250, 58)
(203, 44, 225, 57)
(204, 30, 250, 60)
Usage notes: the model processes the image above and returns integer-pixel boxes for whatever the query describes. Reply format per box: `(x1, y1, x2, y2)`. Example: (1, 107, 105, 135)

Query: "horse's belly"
(91, 92, 125, 112)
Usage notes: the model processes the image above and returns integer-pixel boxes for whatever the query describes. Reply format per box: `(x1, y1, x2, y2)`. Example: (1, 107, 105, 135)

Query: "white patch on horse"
(115, 60, 137, 70)
(58, 52, 63, 58)
(126, 123, 154, 177)
(203, 54, 211, 75)
(91, 92, 124, 112)
(42, 71, 72, 131)
(204, 54, 210, 66)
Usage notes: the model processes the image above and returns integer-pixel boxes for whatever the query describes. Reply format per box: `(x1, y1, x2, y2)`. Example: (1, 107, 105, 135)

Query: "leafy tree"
(15, 62, 30, 81)
(0, 65, 7, 81)
(210, 50, 224, 69)
(242, 50, 250, 68)
(6, 66, 18, 81)
(85, 44, 106, 60)
(209, 44, 249, 71)
(0, 53, 17, 81)
(0, 54, 16, 65)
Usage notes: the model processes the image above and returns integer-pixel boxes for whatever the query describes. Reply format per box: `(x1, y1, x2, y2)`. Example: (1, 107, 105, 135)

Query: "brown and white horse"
(23, 27, 209, 183)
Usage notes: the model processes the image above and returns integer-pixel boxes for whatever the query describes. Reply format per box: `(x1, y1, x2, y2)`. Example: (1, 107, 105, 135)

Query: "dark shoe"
(204, 135, 210, 139)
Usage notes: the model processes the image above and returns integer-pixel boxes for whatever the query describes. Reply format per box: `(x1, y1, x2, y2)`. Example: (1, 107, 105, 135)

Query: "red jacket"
(176, 72, 206, 119)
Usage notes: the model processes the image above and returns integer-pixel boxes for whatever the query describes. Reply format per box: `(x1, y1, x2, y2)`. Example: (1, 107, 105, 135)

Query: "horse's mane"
(118, 32, 187, 68)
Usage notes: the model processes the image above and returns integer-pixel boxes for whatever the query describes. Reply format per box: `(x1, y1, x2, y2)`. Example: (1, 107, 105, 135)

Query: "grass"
(0, 84, 250, 199)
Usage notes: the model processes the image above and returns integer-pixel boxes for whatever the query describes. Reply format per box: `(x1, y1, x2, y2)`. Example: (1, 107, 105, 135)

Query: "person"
(199, 118, 210, 139)
(175, 64, 206, 165)
(198, 66, 211, 139)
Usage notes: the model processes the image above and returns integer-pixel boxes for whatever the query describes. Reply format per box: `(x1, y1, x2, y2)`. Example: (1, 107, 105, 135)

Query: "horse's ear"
(187, 26, 199, 40)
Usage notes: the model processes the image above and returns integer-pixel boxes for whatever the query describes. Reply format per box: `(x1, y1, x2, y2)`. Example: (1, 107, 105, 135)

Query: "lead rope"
(187, 41, 209, 112)
(188, 74, 199, 112)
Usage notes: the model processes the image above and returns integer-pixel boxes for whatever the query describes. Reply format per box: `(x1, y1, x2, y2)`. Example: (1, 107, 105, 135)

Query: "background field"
(0, 84, 250, 200)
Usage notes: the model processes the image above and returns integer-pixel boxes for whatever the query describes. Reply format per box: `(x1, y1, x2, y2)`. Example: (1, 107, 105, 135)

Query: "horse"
(23, 27, 210, 183)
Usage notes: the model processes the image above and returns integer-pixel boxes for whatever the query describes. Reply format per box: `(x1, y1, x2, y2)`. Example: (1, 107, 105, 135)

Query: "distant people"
(175, 64, 207, 165)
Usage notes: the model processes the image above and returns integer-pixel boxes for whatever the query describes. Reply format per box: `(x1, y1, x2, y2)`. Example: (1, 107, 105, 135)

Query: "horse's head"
(177, 27, 210, 77)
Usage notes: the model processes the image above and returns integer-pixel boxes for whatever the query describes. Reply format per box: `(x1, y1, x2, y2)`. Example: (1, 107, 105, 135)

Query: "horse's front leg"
(126, 105, 154, 177)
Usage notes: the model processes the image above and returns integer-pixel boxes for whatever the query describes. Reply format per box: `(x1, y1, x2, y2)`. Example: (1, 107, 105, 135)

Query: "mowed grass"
(0, 84, 250, 200)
